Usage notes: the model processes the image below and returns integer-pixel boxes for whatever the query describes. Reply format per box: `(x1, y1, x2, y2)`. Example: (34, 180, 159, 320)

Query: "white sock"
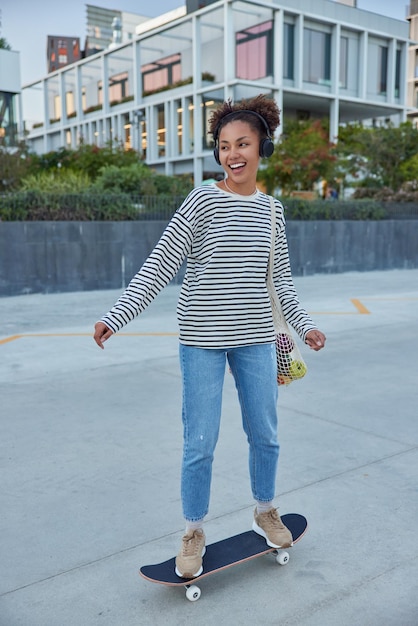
(256, 501, 274, 514)
(185, 519, 204, 534)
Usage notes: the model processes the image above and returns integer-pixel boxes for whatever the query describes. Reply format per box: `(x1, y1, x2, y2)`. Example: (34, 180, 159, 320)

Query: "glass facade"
(0, 92, 18, 147)
(236, 21, 273, 80)
(142, 54, 181, 95)
(379, 45, 388, 94)
(340, 36, 348, 89)
(303, 27, 331, 85)
(283, 23, 294, 81)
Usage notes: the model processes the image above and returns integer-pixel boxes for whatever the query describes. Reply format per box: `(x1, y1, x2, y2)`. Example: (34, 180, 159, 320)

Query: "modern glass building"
(20, 0, 411, 184)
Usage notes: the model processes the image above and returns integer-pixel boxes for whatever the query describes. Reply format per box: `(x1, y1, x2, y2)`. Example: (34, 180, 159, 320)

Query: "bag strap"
(268, 195, 276, 283)
(267, 197, 287, 326)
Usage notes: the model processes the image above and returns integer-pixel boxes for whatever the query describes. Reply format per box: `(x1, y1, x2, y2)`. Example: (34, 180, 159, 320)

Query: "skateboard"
(139, 513, 307, 601)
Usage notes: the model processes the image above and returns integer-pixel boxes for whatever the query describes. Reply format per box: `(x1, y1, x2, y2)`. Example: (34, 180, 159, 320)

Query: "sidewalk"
(1, 269, 417, 625)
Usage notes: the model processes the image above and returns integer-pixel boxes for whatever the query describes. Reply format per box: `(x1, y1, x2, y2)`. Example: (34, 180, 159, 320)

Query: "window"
(202, 96, 222, 150)
(109, 71, 129, 103)
(157, 104, 165, 157)
(394, 48, 401, 98)
(175, 100, 183, 154)
(283, 23, 294, 80)
(303, 28, 331, 85)
(133, 109, 147, 157)
(123, 113, 131, 150)
(0, 91, 18, 147)
(378, 45, 388, 94)
(340, 36, 348, 88)
(66, 91, 75, 116)
(142, 54, 181, 95)
(58, 40, 68, 66)
(236, 21, 273, 80)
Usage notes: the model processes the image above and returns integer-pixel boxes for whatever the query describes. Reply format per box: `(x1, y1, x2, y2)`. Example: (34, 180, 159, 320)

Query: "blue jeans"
(179, 343, 279, 521)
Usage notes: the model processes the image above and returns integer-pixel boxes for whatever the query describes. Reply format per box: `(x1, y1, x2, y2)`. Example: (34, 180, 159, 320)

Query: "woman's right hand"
(93, 322, 113, 349)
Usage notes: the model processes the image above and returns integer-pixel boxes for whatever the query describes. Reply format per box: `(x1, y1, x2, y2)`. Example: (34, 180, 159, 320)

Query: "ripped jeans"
(179, 343, 279, 521)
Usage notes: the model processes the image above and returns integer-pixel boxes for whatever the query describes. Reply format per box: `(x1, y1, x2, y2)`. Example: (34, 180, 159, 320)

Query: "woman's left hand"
(305, 329, 326, 351)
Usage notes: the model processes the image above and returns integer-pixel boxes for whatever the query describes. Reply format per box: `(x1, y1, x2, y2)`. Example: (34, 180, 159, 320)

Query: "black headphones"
(213, 109, 275, 165)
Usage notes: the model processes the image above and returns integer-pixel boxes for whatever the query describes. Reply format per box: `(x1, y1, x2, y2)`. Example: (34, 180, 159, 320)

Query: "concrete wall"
(0, 220, 417, 296)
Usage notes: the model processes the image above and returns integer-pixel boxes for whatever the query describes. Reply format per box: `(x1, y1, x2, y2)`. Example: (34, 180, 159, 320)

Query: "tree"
(258, 119, 338, 195)
(26, 142, 141, 180)
(0, 38, 12, 50)
(0, 142, 32, 191)
(399, 153, 418, 183)
(336, 122, 418, 191)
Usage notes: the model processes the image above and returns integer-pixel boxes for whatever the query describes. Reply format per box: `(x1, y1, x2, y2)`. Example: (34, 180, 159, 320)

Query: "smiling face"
(217, 120, 260, 195)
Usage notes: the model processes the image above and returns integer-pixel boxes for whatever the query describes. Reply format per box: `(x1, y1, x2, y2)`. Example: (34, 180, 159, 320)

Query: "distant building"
(407, 0, 418, 127)
(47, 36, 81, 73)
(46, 5, 148, 74)
(84, 4, 149, 56)
(21, 0, 411, 184)
(0, 48, 20, 147)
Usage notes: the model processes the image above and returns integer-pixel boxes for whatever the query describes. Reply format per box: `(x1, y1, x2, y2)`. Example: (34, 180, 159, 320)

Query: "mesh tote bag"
(267, 196, 308, 386)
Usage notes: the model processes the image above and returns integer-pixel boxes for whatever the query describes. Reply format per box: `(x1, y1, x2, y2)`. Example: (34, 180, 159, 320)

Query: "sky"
(0, 0, 408, 85)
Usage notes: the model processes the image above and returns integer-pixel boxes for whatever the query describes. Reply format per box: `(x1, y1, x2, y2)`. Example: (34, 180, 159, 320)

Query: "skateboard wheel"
(276, 551, 290, 565)
(186, 585, 201, 601)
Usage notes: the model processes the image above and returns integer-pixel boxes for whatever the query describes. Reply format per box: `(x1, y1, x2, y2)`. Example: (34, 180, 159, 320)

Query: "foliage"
(399, 153, 418, 184)
(0, 142, 33, 191)
(21, 143, 194, 198)
(336, 121, 418, 191)
(93, 164, 193, 196)
(258, 119, 418, 196)
(259, 119, 338, 195)
(0, 38, 11, 50)
(353, 181, 418, 203)
(93, 163, 153, 194)
(20, 170, 92, 194)
(26, 142, 140, 181)
(0, 192, 138, 221)
(280, 198, 386, 220)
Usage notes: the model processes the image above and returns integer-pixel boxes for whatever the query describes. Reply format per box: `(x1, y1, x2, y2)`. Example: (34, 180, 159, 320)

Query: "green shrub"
(0, 192, 138, 221)
(20, 170, 92, 194)
(281, 198, 386, 220)
(93, 163, 154, 194)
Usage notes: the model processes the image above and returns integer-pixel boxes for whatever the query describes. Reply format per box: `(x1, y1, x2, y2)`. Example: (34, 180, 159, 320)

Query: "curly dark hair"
(208, 94, 280, 141)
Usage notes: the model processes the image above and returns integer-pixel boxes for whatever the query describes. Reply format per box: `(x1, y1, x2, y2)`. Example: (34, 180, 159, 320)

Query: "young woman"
(93, 94, 326, 578)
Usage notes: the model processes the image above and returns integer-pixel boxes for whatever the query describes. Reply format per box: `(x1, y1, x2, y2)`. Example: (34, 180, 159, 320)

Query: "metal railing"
(0, 192, 417, 221)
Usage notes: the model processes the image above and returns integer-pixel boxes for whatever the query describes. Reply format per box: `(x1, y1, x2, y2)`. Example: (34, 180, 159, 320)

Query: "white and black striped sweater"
(101, 185, 317, 348)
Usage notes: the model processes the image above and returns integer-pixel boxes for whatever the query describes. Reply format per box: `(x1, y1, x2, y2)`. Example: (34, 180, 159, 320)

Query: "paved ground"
(1, 269, 417, 626)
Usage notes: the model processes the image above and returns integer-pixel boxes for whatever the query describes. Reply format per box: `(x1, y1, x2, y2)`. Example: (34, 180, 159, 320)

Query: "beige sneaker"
(175, 529, 206, 578)
(253, 508, 293, 548)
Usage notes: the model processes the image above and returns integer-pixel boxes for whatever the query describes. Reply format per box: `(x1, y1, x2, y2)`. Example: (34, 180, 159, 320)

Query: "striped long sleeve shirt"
(101, 185, 317, 348)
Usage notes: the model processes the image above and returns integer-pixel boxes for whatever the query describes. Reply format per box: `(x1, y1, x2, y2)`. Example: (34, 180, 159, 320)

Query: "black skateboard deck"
(139, 513, 307, 601)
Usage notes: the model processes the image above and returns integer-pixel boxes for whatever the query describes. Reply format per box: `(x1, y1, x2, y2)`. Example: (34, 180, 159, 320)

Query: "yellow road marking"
(4, 296, 416, 345)
(0, 332, 178, 344)
(350, 298, 371, 314)
(0, 334, 23, 345)
(310, 298, 370, 315)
